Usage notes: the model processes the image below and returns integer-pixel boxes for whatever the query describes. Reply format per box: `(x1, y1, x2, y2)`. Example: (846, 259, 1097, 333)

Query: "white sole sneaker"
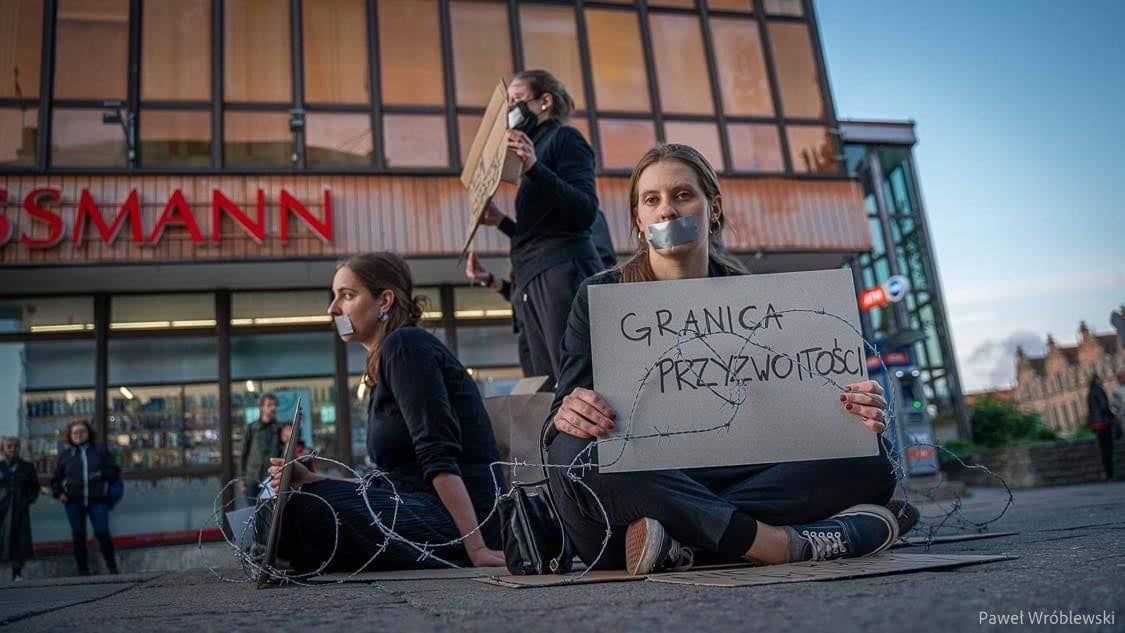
(625, 517, 668, 576)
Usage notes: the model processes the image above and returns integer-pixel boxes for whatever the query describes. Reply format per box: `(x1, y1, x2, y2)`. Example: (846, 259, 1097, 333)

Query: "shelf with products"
(107, 382, 220, 471)
(23, 389, 98, 477)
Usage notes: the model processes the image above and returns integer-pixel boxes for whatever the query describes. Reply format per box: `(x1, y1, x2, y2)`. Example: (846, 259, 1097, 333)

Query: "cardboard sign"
(460, 81, 523, 255)
(589, 269, 877, 473)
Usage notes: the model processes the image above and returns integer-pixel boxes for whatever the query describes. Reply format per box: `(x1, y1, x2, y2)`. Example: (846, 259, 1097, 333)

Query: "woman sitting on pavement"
(268, 252, 506, 572)
(546, 144, 907, 575)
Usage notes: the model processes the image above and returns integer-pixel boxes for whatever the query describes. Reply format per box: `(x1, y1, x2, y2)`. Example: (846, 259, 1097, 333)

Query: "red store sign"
(0, 187, 333, 248)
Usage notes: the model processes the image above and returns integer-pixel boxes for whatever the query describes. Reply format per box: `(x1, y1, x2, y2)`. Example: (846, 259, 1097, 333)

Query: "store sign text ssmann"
(0, 187, 334, 248)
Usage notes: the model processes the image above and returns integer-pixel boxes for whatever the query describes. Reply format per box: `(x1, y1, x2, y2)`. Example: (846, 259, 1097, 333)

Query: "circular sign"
(882, 275, 910, 303)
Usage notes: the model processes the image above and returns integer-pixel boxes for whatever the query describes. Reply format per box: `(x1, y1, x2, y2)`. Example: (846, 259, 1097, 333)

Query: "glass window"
(306, 113, 373, 167)
(55, 0, 128, 100)
(598, 118, 655, 170)
(470, 366, 524, 398)
(109, 337, 218, 385)
(223, 111, 292, 167)
(107, 382, 220, 470)
(232, 290, 331, 326)
(0, 107, 38, 166)
(12, 340, 95, 477)
(142, 0, 210, 101)
(303, 0, 369, 104)
(51, 108, 127, 167)
(379, 0, 444, 106)
(0, 0, 42, 98)
(224, 0, 292, 103)
(457, 326, 520, 367)
(726, 123, 783, 172)
(140, 110, 211, 167)
(234, 377, 339, 462)
(649, 14, 713, 115)
(868, 217, 884, 256)
(451, 1, 512, 107)
(585, 9, 650, 112)
(786, 125, 837, 174)
(710, 18, 773, 116)
(768, 22, 824, 119)
(519, 5, 586, 109)
(455, 287, 513, 320)
(383, 114, 448, 168)
(664, 121, 724, 172)
(764, 0, 804, 17)
(708, 0, 753, 11)
(231, 332, 334, 381)
(0, 297, 94, 333)
(112, 293, 215, 330)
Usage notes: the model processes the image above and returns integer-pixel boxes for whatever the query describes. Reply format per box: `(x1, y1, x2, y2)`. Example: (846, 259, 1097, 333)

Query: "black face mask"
(507, 100, 540, 136)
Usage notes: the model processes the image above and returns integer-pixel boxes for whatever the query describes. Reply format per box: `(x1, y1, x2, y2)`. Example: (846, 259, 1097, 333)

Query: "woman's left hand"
(840, 380, 888, 433)
(507, 130, 537, 173)
(467, 546, 507, 568)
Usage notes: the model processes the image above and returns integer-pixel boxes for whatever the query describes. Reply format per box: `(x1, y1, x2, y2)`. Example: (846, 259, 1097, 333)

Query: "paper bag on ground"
(461, 81, 523, 254)
(589, 268, 877, 473)
(485, 390, 554, 471)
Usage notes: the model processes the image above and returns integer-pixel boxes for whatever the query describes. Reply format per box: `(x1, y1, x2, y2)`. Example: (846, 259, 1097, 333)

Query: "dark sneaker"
(886, 499, 920, 536)
(625, 517, 694, 576)
(789, 504, 899, 562)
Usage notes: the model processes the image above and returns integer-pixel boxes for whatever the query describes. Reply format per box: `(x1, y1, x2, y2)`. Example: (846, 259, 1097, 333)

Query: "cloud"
(963, 330, 1045, 389)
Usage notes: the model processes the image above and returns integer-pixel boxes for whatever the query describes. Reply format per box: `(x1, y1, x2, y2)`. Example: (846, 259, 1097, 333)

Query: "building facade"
(0, 0, 939, 544)
(1015, 317, 1125, 433)
(838, 120, 966, 440)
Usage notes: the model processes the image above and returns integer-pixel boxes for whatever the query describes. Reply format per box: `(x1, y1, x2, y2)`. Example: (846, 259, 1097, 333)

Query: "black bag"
(497, 482, 573, 575)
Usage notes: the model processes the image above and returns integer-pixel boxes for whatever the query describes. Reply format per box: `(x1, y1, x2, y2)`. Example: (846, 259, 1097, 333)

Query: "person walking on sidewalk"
(240, 393, 282, 503)
(51, 420, 120, 575)
(0, 437, 39, 581)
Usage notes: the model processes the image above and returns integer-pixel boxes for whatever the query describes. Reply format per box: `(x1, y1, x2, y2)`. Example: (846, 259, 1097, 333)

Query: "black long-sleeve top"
(499, 119, 603, 295)
(368, 327, 502, 513)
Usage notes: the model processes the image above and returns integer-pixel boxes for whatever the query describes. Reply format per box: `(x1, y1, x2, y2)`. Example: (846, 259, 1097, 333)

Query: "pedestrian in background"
(240, 393, 282, 502)
(1086, 373, 1117, 481)
(0, 437, 39, 581)
(51, 420, 120, 575)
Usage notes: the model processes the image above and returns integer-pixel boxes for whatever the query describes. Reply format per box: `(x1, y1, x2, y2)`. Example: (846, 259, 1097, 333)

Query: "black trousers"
(278, 478, 480, 573)
(514, 258, 603, 384)
(1095, 429, 1115, 480)
(547, 433, 897, 569)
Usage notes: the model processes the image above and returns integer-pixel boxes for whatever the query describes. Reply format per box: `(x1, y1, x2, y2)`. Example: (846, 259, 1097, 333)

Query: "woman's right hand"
(478, 199, 505, 227)
(552, 387, 617, 439)
(59, 494, 69, 503)
(268, 457, 316, 492)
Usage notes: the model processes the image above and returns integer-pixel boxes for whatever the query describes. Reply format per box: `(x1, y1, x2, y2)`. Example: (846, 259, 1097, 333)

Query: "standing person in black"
(0, 437, 39, 581)
(476, 69, 606, 386)
(1086, 373, 1117, 480)
(268, 252, 506, 572)
(51, 420, 120, 575)
(545, 144, 902, 576)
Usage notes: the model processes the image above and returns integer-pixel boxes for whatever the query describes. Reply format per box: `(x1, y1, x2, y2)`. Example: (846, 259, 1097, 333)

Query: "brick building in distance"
(1014, 311, 1125, 433)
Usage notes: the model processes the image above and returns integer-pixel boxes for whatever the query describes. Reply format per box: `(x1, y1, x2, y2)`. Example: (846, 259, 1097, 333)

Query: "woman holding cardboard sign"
(477, 70, 609, 387)
(546, 144, 908, 575)
(267, 252, 506, 572)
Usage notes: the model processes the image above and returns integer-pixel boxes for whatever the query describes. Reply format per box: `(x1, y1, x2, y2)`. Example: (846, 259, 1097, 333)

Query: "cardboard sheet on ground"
(647, 553, 1015, 587)
(589, 268, 876, 472)
(893, 531, 1018, 548)
(309, 566, 510, 583)
(460, 81, 522, 256)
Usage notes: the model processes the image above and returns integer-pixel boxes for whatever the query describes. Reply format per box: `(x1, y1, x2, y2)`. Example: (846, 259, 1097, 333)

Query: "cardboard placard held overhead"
(460, 81, 523, 256)
(589, 268, 877, 473)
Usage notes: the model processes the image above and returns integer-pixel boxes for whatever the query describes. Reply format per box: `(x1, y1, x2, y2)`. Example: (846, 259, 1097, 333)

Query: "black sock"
(717, 511, 758, 558)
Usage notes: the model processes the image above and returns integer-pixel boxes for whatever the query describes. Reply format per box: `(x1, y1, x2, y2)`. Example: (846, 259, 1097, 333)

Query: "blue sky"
(815, 0, 1125, 391)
